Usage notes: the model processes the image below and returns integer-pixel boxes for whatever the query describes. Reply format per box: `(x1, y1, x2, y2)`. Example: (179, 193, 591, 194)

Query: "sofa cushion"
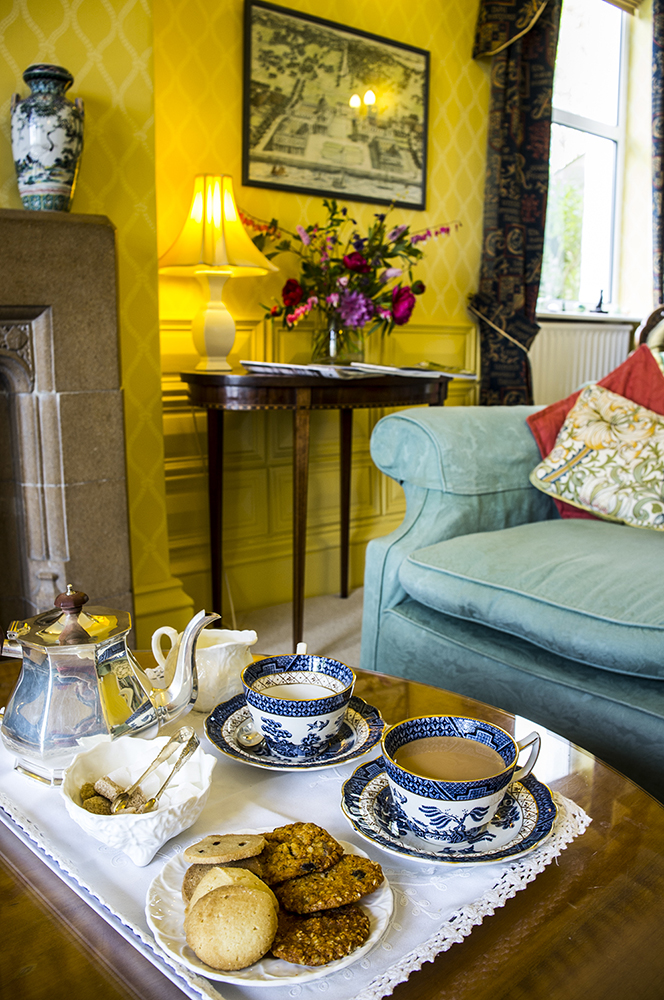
(398, 519, 664, 679)
(530, 385, 664, 531)
(526, 344, 664, 520)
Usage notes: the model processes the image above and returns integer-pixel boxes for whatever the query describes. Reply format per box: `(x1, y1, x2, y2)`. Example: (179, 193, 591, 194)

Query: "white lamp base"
(192, 272, 235, 371)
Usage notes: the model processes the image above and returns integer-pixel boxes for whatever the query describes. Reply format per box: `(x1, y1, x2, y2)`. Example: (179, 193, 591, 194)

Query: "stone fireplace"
(0, 208, 133, 625)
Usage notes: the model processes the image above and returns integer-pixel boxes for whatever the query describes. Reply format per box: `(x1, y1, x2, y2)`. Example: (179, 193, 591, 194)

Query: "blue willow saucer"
(205, 694, 384, 771)
(341, 758, 557, 864)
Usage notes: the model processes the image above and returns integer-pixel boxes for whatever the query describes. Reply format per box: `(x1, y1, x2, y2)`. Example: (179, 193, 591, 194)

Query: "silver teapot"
(0, 586, 219, 784)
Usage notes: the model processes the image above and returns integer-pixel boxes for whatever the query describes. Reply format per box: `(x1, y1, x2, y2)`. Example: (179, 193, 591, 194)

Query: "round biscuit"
(184, 885, 277, 971)
(188, 866, 278, 914)
(184, 833, 265, 864)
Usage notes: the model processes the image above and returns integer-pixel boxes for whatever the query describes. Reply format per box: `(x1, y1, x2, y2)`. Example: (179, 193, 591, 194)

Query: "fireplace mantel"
(0, 208, 132, 623)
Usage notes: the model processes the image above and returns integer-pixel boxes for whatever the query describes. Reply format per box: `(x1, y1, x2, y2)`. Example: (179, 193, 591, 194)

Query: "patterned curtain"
(654, 0, 664, 305)
(470, 0, 562, 405)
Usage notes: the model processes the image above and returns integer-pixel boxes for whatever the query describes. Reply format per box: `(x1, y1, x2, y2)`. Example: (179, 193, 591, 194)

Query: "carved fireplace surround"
(0, 208, 133, 625)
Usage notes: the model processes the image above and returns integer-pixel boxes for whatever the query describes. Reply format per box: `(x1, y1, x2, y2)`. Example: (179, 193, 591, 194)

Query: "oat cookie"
(184, 885, 277, 971)
(258, 823, 343, 885)
(274, 854, 384, 912)
(184, 833, 266, 864)
(271, 905, 371, 966)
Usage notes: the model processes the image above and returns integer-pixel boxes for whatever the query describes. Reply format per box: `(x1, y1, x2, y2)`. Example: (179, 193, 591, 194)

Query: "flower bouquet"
(244, 200, 456, 365)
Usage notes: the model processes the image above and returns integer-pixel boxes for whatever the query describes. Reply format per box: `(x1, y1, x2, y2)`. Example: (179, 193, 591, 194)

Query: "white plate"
(145, 838, 393, 986)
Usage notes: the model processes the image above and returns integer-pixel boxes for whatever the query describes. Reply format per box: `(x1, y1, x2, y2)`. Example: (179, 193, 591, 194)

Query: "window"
(539, 0, 626, 312)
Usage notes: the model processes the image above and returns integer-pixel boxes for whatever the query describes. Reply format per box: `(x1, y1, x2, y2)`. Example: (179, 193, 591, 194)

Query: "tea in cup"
(381, 715, 540, 843)
(241, 654, 355, 757)
(151, 626, 257, 713)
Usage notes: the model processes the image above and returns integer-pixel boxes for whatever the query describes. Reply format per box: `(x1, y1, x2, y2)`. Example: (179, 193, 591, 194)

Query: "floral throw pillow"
(530, 384, 664, 531)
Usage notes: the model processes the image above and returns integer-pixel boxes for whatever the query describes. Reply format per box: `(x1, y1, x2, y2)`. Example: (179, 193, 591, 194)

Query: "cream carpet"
(235, 588, 364, 667)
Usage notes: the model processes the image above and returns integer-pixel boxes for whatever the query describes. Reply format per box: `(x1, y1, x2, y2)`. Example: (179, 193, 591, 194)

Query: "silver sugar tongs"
(111, 726, 198, 814)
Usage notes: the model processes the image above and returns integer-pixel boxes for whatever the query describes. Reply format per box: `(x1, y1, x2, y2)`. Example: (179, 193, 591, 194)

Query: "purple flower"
(392, 285, 416, 325)
(296, 225, 311, 245)
(339, 291, 375, 327)
(387, 225, 407, 242)
(380, 267, 402, 284)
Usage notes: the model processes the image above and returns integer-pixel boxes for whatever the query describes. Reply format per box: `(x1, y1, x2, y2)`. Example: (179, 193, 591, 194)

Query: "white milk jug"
(150, 626, 258, 713)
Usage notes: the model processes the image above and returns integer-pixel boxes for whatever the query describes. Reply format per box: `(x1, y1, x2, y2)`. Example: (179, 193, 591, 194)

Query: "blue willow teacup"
(241, 654, 355, 757)
(381, 715, 540, 843)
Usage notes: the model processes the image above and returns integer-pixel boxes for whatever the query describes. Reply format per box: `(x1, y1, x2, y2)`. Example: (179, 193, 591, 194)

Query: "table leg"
(207, 408, 224, 617)
(292, 393, 311, 646)
(339, 408, 352, 598)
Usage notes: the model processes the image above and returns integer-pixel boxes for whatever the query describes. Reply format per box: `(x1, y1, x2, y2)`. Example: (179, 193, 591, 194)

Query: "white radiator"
(529, 320, 635, 405)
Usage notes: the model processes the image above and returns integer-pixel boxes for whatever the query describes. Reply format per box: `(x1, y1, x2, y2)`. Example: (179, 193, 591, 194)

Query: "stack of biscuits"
(182, 822, 384, 970)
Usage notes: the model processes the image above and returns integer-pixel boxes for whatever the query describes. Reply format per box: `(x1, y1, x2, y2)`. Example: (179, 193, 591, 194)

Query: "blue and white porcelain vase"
(11, 64, 84, 212)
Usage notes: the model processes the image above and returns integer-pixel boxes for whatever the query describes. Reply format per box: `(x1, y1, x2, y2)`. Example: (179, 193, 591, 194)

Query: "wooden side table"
(180, 368, 449, 646)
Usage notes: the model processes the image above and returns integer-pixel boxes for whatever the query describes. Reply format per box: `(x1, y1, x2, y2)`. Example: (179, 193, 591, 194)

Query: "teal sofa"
(360, 405, 664, 803)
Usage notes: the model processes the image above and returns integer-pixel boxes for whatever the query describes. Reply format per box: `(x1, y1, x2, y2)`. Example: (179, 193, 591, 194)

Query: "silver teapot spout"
(149, 609, 220, 726)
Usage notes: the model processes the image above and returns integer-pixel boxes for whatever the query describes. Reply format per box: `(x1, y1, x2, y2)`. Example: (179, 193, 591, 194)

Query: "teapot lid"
(7, 585, 131, 647)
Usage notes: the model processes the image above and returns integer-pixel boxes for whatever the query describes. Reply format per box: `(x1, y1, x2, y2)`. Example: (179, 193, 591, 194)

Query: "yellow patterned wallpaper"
(153, 0, 490, 614)
(0, 0, 192, 645)
(154, 0, 490, 329)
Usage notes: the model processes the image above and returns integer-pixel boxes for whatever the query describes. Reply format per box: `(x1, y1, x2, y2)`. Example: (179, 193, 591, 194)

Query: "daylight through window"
(539, 0, 625, 311)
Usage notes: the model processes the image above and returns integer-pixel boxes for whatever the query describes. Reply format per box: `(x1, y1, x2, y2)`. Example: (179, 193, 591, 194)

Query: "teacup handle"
(151, 626, 179, 668)
(513, 731, 541, 783)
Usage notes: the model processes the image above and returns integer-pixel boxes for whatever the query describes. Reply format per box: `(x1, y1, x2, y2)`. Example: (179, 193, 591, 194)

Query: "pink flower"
(387, 225, 408, 241)
(296, 225, 311, 245)
(326, 293, 339, 307)
(337, 275, 349, 288)
(392, 285, 417, 326)
(380, 267, 402, 284)
(343, 251, 371, 273)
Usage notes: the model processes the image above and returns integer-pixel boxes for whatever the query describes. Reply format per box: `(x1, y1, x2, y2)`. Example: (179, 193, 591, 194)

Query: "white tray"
(0, 710, 590, 1000)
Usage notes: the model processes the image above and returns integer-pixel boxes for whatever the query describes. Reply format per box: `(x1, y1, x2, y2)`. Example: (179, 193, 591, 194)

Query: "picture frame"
(242, 0, 430, 209)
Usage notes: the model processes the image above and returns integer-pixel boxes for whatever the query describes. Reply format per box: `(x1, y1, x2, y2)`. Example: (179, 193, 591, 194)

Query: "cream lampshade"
(159, 175, 277, 370)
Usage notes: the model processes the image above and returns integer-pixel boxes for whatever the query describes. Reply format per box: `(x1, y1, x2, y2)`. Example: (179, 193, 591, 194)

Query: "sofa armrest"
(360, 405, 556, 672)
(370, 404, 545, 494)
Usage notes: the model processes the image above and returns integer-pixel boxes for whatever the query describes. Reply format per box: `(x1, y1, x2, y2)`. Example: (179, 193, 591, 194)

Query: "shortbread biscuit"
(271, 905, 371, 965)
(184, 833, 266, 864)
(182, 856, 264, 903)
(188, 866, 278, 914)
(185, 885, 277, 970)
(274, 854, 384, 912)
(258, 823, 343, 885)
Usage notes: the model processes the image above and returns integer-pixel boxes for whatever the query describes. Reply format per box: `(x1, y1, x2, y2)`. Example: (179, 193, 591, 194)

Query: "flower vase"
(11, 64, 84, 212)
(311, 314, 364, 366)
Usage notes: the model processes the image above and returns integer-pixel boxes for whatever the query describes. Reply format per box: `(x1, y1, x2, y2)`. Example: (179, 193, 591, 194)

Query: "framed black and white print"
(242, 0, 430, 209)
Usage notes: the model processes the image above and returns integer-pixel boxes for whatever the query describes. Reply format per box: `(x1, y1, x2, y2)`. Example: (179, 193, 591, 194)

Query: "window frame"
(541, 5, 629, 311)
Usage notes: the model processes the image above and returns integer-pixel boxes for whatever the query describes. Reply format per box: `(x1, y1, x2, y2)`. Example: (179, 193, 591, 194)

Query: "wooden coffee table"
(2, 661, 664, 1000)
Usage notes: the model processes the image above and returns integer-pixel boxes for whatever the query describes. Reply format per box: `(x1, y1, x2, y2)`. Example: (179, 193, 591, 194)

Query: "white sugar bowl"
(61, 735, 216, 866)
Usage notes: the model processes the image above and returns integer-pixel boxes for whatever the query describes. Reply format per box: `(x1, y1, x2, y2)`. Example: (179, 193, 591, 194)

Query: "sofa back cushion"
(526, 345, 664, 520)
(399, 519, 664, 679)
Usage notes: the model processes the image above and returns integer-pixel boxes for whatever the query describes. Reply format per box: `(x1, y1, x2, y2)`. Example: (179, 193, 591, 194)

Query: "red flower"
(392, 285, 417, 325)
(343, 251, 371, 273)
(282, 279, 303, 308)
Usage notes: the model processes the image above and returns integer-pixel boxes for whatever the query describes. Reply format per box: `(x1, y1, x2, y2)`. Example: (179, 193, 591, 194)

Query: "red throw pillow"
(526, 344, 664, 519)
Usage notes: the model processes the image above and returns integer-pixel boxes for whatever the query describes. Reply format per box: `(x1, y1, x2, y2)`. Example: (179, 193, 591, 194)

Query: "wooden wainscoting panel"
(161, 319, 478, 617)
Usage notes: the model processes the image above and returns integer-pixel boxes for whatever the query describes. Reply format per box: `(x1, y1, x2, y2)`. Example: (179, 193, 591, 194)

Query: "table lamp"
(159, 174, 277, 370)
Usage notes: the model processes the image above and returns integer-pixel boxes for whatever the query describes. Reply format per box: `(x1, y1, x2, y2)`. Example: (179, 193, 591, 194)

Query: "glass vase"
(311, 313, 364, 366)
